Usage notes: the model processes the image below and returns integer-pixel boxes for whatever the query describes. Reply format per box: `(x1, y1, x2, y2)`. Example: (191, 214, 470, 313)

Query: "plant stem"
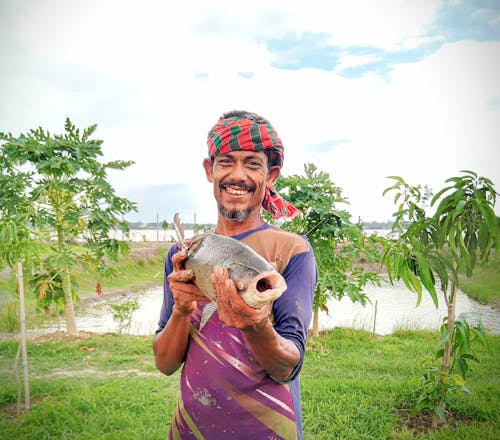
(432, 278, 457, 428)
(312, 309, 320, 337)
(17, 261, 30, 410)
(56, 224, 77, 335)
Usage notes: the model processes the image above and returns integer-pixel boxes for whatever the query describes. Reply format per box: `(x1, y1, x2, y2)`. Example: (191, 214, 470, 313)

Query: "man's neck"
(215, 212, 266, 236)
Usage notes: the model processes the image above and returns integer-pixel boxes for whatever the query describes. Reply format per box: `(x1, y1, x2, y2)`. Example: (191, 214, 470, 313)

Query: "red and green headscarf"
(207, 114, 300, 220)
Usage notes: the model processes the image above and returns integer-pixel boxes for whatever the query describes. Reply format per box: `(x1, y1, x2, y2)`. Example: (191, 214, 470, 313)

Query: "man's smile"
(220, 182, 256, 196)
(225, 186, 248, 195)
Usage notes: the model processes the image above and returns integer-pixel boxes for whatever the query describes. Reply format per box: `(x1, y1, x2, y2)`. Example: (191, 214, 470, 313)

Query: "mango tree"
(381, 170, 498, 427)
(0, 119, 136, 335)
(274, 163, 380, 337)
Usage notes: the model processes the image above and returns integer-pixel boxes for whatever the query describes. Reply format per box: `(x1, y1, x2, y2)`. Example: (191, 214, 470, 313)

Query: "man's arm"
(212, 266, 301, 381)
(153, 250, 207, 375)
(243, 320, 301, 381)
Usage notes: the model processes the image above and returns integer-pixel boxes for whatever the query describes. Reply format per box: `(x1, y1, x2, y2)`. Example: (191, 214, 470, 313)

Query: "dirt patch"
(0, 330, 118, 343)
(398, 409, 476, 436)
(0, 396, 46, 418)
(81, 281, 160, 306)
(488, 297, 500, 311)
(129, 242, 172, 260)
(356, 257, 385, 274)
(35, 367, 160, 379)
(30, 330, 97, 343)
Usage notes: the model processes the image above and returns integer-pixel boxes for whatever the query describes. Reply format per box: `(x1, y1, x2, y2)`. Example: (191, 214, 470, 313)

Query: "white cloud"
(318, 40, 500, 221)
(1, 0, 499, 223)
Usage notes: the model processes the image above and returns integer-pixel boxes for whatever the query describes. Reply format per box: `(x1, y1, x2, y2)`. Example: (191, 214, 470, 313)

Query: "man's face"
(203, 150, 280, 222)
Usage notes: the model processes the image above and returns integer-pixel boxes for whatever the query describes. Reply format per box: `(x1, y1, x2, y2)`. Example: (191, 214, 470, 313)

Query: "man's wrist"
(172, 303, 195, 318)
(242, 316, 272, 335)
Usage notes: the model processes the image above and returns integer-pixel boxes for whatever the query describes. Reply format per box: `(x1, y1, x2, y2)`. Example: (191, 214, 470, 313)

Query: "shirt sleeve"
(271, 246, 317, 382)
(155, 243, 178, 334)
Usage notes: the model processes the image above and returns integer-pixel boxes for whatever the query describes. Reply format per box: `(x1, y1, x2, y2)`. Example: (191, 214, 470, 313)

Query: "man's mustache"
(220, 181, 256, 192)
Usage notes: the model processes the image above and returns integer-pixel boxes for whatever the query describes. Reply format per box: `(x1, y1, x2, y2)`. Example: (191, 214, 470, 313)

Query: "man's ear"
(267, 166, 281, 188)
(203, 158, 214, 182)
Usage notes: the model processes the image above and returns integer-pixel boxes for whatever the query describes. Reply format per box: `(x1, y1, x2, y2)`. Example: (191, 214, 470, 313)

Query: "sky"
(1, 0, 499, 225)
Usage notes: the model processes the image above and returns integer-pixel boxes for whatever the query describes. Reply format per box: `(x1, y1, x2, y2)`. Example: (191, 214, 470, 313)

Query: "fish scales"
(184, 234, 287, 308)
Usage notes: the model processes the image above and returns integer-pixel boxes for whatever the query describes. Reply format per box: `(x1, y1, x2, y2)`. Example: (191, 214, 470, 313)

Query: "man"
(153, 110, 317, 440)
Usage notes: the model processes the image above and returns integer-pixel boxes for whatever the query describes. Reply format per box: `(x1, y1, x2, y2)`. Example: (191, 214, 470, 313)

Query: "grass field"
(0, 242, 498, 438)
(0, 329, 498, 439)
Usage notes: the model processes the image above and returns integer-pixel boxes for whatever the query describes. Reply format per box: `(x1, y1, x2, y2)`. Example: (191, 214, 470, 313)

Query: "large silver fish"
(173, 214, 287, 309)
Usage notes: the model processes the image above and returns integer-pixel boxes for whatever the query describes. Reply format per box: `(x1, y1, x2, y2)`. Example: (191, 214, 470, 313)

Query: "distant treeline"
(127, 221, 215, 230)
(362, 221, 394, 230)
(128, 220, 393, 230)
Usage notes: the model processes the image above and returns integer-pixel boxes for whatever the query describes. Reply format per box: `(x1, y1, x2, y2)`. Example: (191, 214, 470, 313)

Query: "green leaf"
(434, 406, 446, 423)
(455, 199, 466, 214)
(430, 186, 452, 206)
(455, 320, 471, 353)
(403, 262, 423, 300)
(471, 325, 489, 348)
(437, 328, 452, 347)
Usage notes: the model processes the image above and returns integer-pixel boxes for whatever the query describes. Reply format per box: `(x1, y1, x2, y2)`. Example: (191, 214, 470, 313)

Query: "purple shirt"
(156, 224, 317, 439)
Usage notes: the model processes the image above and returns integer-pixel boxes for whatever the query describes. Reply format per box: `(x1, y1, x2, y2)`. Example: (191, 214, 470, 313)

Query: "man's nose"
(228, 162, 247, 181)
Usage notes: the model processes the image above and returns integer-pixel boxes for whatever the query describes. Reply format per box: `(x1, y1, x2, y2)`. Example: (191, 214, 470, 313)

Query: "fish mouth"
(241, 270, 287, 308)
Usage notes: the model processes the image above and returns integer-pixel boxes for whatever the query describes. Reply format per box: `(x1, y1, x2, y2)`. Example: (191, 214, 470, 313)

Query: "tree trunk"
(441, 281, 456, 376)
(312, 309, 320, 337)
(432, 280, 457, 428)
(62, 265, 77, 335)
(16, 261, 30, 410)
(13, 344, 21, 414)
(56, 226, 78, 335)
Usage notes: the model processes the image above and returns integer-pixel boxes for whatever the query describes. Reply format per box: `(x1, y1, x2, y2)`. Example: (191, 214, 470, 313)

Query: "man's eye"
(247, 161, 262, 168)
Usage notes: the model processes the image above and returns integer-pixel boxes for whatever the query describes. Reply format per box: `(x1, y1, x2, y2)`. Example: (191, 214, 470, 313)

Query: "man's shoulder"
(260, 225, 310, 251)
(241, 225, 311, 273)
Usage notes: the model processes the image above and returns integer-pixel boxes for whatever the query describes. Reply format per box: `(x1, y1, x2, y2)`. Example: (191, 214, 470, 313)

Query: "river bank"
(1, 241, 498, 337)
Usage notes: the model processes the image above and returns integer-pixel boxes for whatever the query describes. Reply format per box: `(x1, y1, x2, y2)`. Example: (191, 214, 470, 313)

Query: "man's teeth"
(226, 187, 247, 195)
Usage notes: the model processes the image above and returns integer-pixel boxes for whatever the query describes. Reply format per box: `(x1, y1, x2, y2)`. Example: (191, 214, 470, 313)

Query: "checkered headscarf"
(207, 114, 300, 220)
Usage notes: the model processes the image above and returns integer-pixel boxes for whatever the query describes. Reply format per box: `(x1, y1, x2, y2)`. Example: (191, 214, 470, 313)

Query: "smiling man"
(153, 110, 317, 440)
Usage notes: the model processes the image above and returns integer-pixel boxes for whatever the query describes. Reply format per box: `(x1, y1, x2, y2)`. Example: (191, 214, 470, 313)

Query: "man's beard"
(219, 206, 252, 223)
(218, 181, 256, 222)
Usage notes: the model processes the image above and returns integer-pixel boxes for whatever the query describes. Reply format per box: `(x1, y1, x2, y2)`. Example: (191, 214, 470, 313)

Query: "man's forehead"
(215, 150, 268, 162)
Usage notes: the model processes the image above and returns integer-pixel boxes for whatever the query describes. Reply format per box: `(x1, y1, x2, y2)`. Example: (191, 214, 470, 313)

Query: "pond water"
(317, 281, 500, 335)
(32, 281, 500, 337)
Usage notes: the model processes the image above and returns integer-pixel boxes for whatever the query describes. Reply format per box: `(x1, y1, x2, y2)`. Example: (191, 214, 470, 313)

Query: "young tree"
(274, 163, 380, 337)
(382, 171, 498, 427)
(0, 150, 43, 411)
(0, 119, 136, 335)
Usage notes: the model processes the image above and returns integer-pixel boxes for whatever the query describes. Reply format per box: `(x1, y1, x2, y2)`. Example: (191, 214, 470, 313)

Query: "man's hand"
(211, 265, 272, 330)
(167, 250, 207, 315)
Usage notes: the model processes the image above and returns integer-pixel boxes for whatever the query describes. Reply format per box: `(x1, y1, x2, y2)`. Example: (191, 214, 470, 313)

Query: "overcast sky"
(1, 0, 499, 225)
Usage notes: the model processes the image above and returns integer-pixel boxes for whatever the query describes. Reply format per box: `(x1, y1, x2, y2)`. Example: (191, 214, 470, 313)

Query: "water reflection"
(33, 281, 500, 336)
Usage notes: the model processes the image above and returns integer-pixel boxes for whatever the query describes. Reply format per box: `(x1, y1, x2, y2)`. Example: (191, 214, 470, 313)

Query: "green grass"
(460, 257, 500, 305)
(0, 329, 498, 439)
(72, 245, 168, 297)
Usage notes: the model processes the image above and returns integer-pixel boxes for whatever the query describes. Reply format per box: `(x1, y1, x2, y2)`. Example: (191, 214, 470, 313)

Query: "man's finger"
(176, 269, 195, 282)
(172, 250, 188, 271)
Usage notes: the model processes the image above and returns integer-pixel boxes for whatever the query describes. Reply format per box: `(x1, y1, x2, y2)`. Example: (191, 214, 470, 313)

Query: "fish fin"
(200, 301, 218, 330)
(173, 212, 187, 250)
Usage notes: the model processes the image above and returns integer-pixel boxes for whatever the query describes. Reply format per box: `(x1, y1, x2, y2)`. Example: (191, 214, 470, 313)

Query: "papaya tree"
(274, 163, 381, 337)
(0, 149, 44, 411)
(381, 170, 498, 427)
(0, 119, 136, 335)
